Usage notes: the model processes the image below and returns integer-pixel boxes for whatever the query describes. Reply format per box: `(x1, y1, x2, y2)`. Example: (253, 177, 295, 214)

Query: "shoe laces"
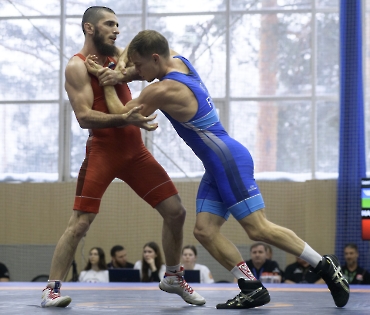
(331, 265, 344, 284)
(43, 287, 61, 300)
(326, 257, 349, 291)
(232, 294, 243, 305)
(226, 291, 252, 306)
(177, 275, 194, 294)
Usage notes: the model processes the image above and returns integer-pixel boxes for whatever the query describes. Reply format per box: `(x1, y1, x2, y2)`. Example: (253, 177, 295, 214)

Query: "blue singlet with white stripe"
(160, 56, 265, 220)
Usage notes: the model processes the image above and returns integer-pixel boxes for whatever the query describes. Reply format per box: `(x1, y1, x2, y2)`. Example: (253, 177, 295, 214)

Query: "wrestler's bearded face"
(93, 28, 118, 57)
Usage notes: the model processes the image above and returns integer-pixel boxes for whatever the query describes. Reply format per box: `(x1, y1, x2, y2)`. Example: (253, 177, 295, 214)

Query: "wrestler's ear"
(84, 22, 94, 35)
(152, 54, 160, 64)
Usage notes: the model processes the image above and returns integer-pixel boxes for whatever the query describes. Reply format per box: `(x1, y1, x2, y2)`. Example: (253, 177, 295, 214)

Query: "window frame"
(0, 0, 348, 182)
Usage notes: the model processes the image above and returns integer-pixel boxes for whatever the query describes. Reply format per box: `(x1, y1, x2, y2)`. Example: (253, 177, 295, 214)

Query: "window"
(0, 0, 353, 182)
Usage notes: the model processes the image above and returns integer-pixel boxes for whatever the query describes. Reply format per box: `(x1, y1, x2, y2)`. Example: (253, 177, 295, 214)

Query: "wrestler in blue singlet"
(160, 56, 265, 221)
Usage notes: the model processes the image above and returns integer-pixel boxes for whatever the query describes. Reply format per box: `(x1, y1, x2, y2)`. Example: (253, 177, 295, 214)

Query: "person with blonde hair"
(85, 29, 349, 310)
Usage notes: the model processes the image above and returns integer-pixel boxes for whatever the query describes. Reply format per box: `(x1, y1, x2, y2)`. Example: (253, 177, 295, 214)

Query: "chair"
(31, 274, 49, 282)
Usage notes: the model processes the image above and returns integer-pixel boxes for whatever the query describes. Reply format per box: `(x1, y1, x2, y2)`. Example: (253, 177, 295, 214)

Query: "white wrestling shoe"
(41, 280, 72, 308)
(159, 267, 206, 305)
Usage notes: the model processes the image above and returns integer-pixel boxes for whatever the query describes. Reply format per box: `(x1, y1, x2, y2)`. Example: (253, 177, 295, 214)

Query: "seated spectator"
(181, 245, 214, 283)
(341, 243, 370, 285)
(0, 262, 10, 282)
(245, 242, 282, 283)
(107, 245, 134, 269)
(284, 257, 324, 284)
(134, 242, 165, 282)
(79, 247, 109, 283)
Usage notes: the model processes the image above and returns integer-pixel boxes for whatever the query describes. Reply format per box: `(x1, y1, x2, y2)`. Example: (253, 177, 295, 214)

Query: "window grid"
(0, 0, 344, 182)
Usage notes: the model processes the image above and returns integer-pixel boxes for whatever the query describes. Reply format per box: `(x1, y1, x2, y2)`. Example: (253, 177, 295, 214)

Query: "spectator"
(107, 245, 134, 269)
(0, 262, 10, 282)
(79, 247, 109, 283)
(284, 257, 324, 284)
(181, 245, 214, 284)
(134, 242, 166, 282)
(246, 243, 282, 283)
(341, 243, 370, 285)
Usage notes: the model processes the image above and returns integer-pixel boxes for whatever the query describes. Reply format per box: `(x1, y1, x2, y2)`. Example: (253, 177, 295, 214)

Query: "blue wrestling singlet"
(160, 56, 265, 220)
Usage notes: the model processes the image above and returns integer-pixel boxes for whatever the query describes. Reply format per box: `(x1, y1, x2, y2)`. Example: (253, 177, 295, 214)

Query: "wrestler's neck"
(80, 41, 115, 66)
(158, 58, 185, 80)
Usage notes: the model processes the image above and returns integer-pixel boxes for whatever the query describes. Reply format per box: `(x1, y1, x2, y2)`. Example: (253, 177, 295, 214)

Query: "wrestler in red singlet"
(74, 54, 177, 213)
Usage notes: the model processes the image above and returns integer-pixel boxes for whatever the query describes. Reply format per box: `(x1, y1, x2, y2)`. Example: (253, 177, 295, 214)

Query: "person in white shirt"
(79, 247, 109, 283)
(134, 242, 166, 282)
(181, 245, 214, 284)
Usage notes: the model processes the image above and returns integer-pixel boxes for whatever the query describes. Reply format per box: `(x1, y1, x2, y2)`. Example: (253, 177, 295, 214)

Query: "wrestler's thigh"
(118, 151, 178, 208)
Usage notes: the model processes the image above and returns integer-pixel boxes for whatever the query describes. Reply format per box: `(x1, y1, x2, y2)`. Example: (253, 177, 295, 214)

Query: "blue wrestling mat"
(0, 282, 369, 314)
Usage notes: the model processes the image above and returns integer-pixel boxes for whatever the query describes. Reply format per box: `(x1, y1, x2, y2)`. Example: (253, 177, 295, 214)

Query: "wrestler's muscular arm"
(65, 56, 157, 131)
(86, 47, 180, 88)
(102, 79, 190, 121)
(87, 47, 142, 86)
(84, 53, 178, 118)
(96, 63, 141, 86)
(104, 82, 163, 117)
(85, 55, 152, 115)
(116, 46, 143, 81)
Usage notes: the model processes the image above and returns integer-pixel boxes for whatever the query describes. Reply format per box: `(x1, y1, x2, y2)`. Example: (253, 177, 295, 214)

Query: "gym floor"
(0, 282, 369, 314)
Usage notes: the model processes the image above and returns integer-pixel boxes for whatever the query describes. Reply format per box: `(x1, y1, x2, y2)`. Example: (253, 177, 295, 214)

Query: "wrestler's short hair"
(82, 6, 115, 35)
(128, 30, 170, 59)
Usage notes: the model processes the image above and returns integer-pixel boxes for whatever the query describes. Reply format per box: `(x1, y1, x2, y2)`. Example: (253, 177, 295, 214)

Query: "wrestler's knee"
(193, 227, 206, 244)
(193, 223, 216, 244)
(168, 205, 186, 225)
(194, 212, 224, 244)
(156, 195, 186, 224)
(67, 211, 95, 239)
